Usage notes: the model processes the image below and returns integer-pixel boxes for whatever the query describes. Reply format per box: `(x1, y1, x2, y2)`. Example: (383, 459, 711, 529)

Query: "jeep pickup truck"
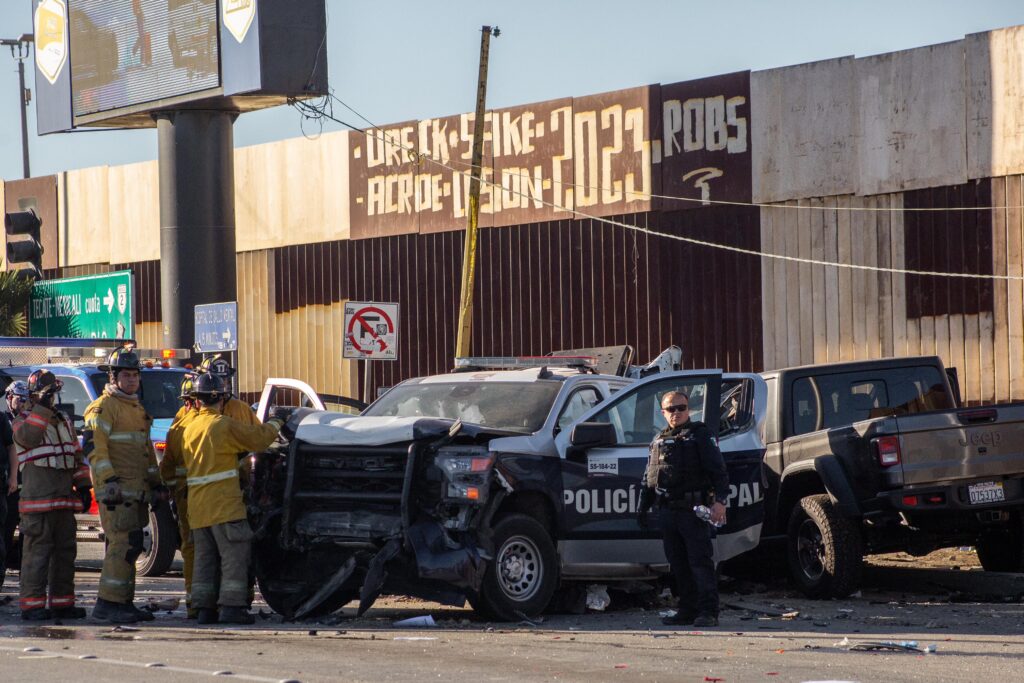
(759, 356, 1024, 598)
(249, 359, 769, 620)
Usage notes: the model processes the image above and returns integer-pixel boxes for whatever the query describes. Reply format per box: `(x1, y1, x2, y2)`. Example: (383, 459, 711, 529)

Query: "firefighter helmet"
(5, 379, 30, 400)
(179, 374, 197, 399)
(199, 354, 235, 379)
(192, 372, 227, 400)
(100, 345, 142, 374)
(27, 369, 63, 395)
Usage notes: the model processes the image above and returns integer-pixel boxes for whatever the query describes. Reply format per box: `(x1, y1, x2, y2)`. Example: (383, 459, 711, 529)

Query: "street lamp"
(1, 33, 34, 179)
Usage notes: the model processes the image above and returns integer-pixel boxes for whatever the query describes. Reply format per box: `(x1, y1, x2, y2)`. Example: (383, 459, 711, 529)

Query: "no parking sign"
(343, 301, 399, 361)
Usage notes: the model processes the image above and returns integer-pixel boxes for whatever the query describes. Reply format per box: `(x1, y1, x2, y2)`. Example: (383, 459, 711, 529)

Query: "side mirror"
(570, 421, 617, 448)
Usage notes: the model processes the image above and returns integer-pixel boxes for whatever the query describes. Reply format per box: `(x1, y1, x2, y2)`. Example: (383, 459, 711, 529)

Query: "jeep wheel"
(476, 514, 558, 621)
(976, 512, 1024, 572)
(786, 494, 863, 598)
(136, 504, 178, 577)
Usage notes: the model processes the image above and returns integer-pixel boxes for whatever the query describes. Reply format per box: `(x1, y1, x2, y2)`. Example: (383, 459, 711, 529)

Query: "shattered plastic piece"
(925, 644, 938, 654)
(394, 615, 437, 627)
(833, 637, 851, 648)
(586, 584, 611, 611)
(146, 598, 180, 612)
(659, 610, 677, 618)
(781, 611, 800, 620)
(394, 636, 438, 641)
(703, 677, 724, 682)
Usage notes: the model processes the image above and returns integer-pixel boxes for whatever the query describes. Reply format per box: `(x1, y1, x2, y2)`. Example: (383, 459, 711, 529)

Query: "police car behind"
(1, 351, 190, 577)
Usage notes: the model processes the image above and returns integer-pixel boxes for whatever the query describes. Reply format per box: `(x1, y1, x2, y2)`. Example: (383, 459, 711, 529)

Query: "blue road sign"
(194, 301, 238, 352)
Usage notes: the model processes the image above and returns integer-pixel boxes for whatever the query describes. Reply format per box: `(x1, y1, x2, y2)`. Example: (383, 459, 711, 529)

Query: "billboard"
(69, 0, 220, 118)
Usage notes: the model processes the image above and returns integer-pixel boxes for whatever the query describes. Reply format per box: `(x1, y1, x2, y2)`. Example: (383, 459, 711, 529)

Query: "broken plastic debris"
(833, 637, 851, 648)
(586, 584, 611, 611)
(394, 636, 438, 641)
(614, 664, 629, 669)
(394, 615, 436, 627)
(146, 598, 180, 612)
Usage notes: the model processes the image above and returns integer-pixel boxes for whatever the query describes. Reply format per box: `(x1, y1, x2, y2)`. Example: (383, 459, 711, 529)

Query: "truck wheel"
(976, 513, 1024, 572)
(786, 494, 863, 598)
(254, 524, 358, 618)
(136, 504, 178, 577)
(476, 514, 558, 621)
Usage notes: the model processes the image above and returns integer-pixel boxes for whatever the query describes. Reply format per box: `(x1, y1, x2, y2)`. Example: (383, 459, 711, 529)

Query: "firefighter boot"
(129, 603, 156, 622)
(218, 606, 255, 625)
(92, 597, 139, 624)
(196, 608, 219, 625)
(52, 606, 87, 620)
(21, 608, 52, 621)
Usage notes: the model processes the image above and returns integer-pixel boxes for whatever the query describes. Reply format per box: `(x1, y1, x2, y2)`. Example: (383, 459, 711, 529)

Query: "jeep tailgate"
(895, 403, 1024, 486)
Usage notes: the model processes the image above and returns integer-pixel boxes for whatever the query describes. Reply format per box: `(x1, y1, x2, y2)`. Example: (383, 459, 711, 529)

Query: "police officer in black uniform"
(637, 390, 728, 627)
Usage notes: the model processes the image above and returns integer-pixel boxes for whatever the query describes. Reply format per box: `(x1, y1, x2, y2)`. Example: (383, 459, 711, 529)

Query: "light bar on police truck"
(45, 346, 191, 363)
(454, 356, 598, 370)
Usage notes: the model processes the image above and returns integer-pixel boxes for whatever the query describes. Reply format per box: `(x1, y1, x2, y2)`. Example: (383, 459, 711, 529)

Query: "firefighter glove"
(76, 485, 92, 512)
(100, 479, 124, 508)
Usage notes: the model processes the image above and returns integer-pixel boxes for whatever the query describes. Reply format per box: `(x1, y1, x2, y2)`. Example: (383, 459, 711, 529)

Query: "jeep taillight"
(873, 436, 901, 467)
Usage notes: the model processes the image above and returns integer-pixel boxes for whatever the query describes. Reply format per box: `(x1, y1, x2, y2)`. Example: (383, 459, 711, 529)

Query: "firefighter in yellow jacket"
(158, 374, 198, 617)
(84, 345, 169, 624)
(182, 373, 286, 624)
(12, 370, 92, 621)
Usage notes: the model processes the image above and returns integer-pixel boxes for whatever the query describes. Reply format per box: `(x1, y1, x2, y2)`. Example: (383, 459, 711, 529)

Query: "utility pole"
(1, 34, 34, 179)
(454, 25, 499, 359)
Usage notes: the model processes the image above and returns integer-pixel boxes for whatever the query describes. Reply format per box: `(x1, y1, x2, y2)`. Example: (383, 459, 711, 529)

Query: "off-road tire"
(786, 494, 863, 598)
(136, 504, 178, 577)
(475, 514, 558, 621)
(976, 512, 1024, 572)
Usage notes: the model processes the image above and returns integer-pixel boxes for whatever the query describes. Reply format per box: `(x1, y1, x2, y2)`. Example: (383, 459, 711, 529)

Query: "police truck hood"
(293, 411, 514, 447)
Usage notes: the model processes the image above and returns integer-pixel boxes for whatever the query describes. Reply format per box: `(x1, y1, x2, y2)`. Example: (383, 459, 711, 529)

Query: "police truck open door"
(554, 370, 767, 577)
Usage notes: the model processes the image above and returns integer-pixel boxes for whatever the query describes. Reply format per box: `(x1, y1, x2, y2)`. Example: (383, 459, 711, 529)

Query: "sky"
(1, 0, 1023, 182)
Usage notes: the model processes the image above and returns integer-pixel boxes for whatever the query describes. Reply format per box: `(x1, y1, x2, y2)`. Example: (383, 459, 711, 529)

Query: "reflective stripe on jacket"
(182, 406, 281, 529)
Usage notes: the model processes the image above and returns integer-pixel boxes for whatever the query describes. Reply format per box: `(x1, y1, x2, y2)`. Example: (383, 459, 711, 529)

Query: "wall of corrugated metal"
(237, 207, 763, 399)
(760, 177, 1019, 406)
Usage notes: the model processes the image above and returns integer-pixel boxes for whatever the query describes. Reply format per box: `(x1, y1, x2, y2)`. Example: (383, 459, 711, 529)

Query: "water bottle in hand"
(694, 505, 725, 528)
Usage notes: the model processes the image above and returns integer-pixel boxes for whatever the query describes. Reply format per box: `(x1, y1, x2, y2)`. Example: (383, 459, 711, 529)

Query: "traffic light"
(4, 208, 43, 279)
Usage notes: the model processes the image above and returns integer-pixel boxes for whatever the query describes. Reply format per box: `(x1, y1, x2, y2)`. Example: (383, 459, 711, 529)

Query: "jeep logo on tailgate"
(958, 431, 1002, 448)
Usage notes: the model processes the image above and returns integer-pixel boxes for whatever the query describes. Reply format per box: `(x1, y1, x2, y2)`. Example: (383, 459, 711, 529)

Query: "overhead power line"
(289, 96, 1024, 282)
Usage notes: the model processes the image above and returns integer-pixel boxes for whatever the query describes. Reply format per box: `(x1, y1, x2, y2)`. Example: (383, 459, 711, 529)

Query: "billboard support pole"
(156, 110, 238, 354)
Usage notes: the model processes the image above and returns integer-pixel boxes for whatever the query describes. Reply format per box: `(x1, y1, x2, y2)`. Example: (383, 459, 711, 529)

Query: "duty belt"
(187, 469, 238, 487)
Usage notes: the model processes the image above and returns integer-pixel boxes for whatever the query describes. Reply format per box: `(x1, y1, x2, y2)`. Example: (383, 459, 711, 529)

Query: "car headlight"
(436, 446, 493, 504)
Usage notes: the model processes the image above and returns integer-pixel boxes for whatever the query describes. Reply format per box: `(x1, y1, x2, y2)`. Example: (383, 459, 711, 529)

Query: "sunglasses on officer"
(661, 402, 689, 414)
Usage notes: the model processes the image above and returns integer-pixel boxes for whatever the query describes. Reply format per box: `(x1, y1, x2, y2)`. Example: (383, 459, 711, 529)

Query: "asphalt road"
(1, 546, 1022, 682)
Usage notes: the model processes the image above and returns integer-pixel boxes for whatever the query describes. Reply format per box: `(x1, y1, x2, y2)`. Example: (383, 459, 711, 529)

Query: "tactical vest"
(652, 424, 712, 501)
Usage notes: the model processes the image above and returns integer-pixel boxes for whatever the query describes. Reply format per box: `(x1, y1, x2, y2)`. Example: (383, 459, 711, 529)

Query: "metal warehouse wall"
(761, 177, 1023, 406)
(230, 207, 762, 400)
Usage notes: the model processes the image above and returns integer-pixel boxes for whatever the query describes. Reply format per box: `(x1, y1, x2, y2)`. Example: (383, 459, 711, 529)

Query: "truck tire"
(254, 521, 358, 618)
(476, 514, 558, 621)
(786, 494, 863, 598)
(136, 504, 178, 577)
(976, 513, 1024, 572)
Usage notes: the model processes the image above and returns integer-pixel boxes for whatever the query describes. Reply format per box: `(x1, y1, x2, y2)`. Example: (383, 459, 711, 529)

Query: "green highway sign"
(30, 271, 134, 339)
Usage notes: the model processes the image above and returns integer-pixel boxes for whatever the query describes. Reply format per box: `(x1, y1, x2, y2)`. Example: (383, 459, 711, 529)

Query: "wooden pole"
(455, 26, 497, 359)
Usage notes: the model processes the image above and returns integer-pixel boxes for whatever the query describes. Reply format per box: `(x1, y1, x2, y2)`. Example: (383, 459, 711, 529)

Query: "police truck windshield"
(88, 371, 187, 419)
(363, 381, 561, 434)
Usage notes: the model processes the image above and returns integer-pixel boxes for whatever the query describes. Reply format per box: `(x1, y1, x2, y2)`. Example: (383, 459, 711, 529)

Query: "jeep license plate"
(968, 481, 1005, 505)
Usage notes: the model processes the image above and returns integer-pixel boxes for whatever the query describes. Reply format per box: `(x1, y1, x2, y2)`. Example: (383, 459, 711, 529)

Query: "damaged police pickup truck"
(248, 358, 768, 620)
